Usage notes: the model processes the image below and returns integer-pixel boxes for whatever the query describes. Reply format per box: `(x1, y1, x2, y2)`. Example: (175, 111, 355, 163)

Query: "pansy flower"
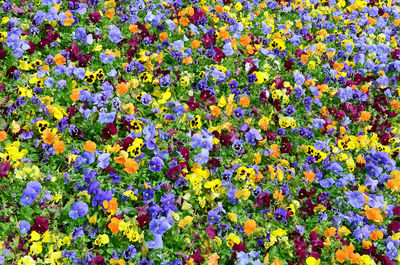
(19, 221, 31, 235)
(98, 112, 116, 124)
(149, 217, 171, 236)
(69, 201, 89, 220)
(149, 157, 164, 172)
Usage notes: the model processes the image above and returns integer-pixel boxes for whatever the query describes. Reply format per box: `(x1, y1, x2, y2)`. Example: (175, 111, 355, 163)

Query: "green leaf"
(21, 207, 35, 220)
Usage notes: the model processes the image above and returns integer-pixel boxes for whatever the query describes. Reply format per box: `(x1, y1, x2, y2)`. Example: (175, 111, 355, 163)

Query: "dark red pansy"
(187, 97, 200, 111)
(284, 60, 294, 70)
(200, 34, 215, 48)
(205, 226, 216, 239)
(0, 161, 12, 178)
(392, 49, 400, 60)
(0, 45, 6, 59)
(91, 256, 105, 265)
(137, 214, 150, 228)
(102, 123, 118, 139)
(31, 216, 49, 234)
(393, 206, 400, 216)
(180, 147, 190, 161)
(89, 11, 101, 24)
(6, 66, 18, 79)
(189, 252, 204, 265)
(387, 221, 400, 234)
(200, 90, 212, 102)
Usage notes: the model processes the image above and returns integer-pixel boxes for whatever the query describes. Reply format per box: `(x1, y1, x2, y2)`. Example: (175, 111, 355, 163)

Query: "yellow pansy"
(89, 215, 97, 224)
(272, 229, 287, 237)
(45, 251, 63, 265)
(1, 17, 9, 24)
(228, 213, 237, 222)
(204, 179, 222, 193)
(306, 257, 320, 265)
(189, 115, 201, 129)
(359, 254, 374, 265)
(29, 242, 42, 255)
(30, 231, 41, 242)
(338, 226, 351, 236)
(127, 138, 144, 157)
(62, 236, 71, 246)
(235, 188, 251, 200)
(5, 142, 28, 161)
(92, 44, 102, 51)
(234, 2, 242, 11)
(18, 255, 36, 265)
(51, 193, 62, 203)
(178, 216, 193, 228)
(95, 234, 109, 246)
(41, 231, 51, 243)
(226, 233, 240, 248)
(123, 190, 138, 201)
(157, 88, 172, 104)
(217, 95, 227, 108)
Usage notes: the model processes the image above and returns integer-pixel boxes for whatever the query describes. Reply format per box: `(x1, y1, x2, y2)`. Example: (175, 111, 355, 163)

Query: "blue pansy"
(19, 221, 31, 235)
(69, 201, 89, 220)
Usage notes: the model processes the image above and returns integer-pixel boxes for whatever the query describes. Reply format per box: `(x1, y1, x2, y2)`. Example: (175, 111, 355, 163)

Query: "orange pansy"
(0, 131, 7, 142)
(129, 24, 139, 34)
(53, 140, 65, 154)
(304, 170, 316, 183)
(239, 97, 250, 107)
(365, 207, 383, 223)
(83, 140, 97, 152)
(239, 35, 251, 46)
(124, 158, 139, 174)
(159, 32, 168, 41)
(108, 217, 122, 234)
(53, 54, 66, 65)
(208, 253, 219, 265)
(43, 129, 56, 145)
(105, 8, 115, 20)
(244, 219, 256, 235)
(369, 230, 383, 241)
(191, 40, 200, 49)
(70, 88, 81, 102)
(360, 111, 371, 121)
(117, 82, 129, 95)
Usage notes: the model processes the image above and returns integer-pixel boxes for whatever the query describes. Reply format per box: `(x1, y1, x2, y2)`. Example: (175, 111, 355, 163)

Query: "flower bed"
(0, 0, 400, 264)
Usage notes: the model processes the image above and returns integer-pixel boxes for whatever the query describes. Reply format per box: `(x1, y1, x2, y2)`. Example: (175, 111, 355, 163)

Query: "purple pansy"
(69, 201, 89, 220)
(149, 157, 164, 172)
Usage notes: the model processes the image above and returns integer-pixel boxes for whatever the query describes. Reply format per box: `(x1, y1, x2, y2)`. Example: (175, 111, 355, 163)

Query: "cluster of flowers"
(0, 0, 400, 264)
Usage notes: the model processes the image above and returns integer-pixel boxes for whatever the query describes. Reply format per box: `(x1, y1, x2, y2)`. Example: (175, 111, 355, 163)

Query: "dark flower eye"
(305, 147, 313, 155)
